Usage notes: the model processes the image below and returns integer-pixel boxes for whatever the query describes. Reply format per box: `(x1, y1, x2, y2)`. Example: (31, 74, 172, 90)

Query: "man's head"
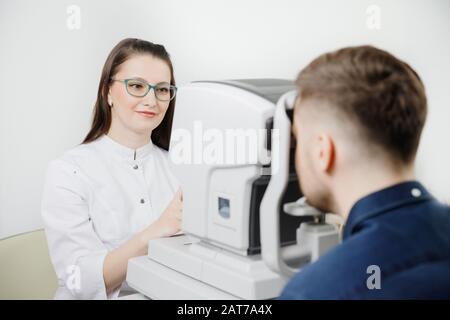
(292, 45, 427, 214)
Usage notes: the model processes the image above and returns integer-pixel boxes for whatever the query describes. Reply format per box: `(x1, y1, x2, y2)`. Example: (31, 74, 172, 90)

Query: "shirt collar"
(343, 180, 433, 240)
(97, 134, 154, 161)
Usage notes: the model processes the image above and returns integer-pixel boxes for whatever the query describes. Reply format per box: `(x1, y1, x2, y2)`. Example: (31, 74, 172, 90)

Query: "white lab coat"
(41, 134, 179, 299)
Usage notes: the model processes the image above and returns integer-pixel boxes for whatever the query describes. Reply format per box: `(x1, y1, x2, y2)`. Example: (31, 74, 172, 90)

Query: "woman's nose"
(142, 89, 158, 107)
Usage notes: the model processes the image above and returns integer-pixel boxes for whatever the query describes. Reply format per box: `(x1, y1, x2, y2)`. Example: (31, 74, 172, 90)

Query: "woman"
(42, 38, 182, 299)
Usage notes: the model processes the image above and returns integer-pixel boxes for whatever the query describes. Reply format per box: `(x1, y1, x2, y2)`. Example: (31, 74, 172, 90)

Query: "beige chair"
(0, 229, 57, 300)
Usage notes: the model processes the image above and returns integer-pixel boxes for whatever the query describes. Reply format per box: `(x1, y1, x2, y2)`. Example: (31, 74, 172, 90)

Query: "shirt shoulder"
(48, 140, 112, 179)
(280, 199, 450, 300)
(44, 142, 103, 192)
(152, 144, 168, 158)
(59, 141, 101, 165)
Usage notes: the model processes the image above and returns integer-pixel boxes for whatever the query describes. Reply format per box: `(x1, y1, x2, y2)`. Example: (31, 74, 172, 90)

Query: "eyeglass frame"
(110, 77, 177, 101)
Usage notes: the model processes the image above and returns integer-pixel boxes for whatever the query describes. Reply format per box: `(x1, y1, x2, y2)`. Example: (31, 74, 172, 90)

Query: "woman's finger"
(176, 187, 183, 202)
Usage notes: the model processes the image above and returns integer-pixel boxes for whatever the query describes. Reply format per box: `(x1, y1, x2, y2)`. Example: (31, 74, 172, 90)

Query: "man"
(280, 45, 450, 299)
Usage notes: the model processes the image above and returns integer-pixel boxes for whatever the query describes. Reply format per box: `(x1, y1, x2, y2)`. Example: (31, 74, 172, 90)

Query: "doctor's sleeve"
(41, 159, 119, 300)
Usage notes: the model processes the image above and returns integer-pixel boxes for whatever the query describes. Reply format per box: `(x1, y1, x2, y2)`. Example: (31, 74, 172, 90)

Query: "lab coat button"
(133, 164, 139, 170)
(140, 198, 145, 204)
(411, 188, 422, 198)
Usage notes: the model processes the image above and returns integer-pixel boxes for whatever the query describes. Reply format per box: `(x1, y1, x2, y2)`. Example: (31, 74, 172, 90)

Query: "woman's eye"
(130, 83, 144, 89)
(157, 87, 169, 93)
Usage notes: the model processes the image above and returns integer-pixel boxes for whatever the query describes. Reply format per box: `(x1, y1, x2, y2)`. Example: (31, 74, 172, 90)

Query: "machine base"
(126, 235, 288, 299)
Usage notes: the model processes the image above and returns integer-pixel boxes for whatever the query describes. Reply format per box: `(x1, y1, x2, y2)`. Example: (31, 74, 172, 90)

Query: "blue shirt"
(279, 181, 450, 299)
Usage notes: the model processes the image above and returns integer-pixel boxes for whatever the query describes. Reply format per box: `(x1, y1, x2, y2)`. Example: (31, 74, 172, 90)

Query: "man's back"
(280, 181, 450, 299)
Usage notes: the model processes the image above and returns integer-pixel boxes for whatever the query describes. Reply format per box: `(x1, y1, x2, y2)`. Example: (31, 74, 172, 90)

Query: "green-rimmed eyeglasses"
(110, 78, 177, 101)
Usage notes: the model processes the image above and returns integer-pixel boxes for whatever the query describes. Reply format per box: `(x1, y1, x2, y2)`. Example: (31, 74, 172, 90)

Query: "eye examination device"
(126, 79, 341, 299)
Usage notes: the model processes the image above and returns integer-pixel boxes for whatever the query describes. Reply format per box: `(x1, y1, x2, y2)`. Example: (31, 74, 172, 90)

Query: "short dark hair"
(296, 45, 427, 164)
(83, 38, 176, 151)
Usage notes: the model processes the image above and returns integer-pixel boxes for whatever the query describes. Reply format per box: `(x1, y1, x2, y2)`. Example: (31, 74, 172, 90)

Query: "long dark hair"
(82, 38, 176, 151)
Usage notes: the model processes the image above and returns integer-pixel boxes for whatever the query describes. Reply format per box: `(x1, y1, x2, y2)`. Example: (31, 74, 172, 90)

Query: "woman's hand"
(154, 187, 183, 237)
(141, 188, 183, 242)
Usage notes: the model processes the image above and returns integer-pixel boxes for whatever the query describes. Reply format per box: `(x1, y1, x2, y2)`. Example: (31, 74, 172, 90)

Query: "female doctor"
(41, 38, 182, 299)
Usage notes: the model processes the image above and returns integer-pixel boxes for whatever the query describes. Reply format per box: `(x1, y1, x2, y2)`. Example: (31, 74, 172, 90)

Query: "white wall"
(1, 0, 449, 239)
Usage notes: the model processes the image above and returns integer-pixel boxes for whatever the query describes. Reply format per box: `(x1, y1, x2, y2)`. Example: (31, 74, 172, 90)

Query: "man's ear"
(316, 133, 335, 173)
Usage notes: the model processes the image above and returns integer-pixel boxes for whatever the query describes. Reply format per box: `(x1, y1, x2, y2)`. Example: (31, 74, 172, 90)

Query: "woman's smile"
(135, 110, 157, 118)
